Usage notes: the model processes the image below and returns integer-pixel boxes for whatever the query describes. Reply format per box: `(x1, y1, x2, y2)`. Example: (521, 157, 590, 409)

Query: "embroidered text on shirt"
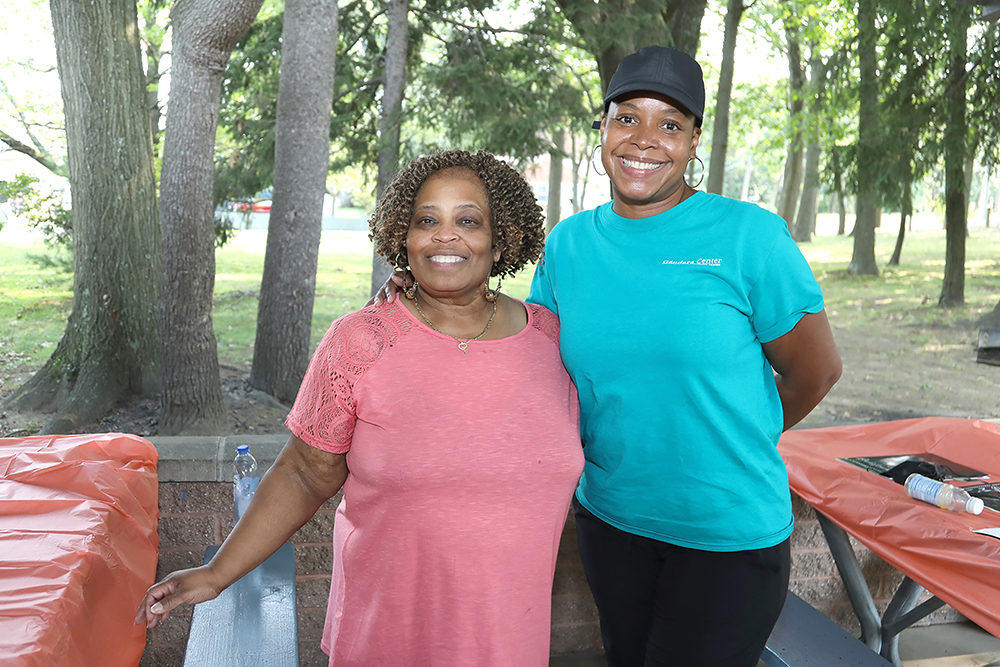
(662, 258, 722, 266)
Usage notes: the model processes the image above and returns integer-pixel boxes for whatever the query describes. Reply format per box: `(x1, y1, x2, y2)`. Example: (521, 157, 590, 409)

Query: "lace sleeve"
(528, 303, 561, 346)
(286, 303, 412, 452)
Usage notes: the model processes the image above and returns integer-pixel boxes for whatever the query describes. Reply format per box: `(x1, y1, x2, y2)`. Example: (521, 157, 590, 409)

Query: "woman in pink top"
(135, 150, 585, 666)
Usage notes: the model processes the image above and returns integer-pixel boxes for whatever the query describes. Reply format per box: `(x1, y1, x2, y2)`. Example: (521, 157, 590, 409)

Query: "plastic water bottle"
(233, 445, 259, 523)
(904, 473, 984, 515)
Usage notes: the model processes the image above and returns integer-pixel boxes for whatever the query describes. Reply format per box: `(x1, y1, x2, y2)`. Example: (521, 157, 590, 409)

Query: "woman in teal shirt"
(528, 46, 841, 667)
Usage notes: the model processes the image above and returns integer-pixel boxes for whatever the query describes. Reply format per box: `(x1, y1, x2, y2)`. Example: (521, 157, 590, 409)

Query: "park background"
(1, 0, 1000, 664)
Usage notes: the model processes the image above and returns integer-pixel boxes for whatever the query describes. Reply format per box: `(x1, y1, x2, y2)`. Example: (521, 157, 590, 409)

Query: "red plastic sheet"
(0, 433, 159, 667)
(778, 417, 1000, 638)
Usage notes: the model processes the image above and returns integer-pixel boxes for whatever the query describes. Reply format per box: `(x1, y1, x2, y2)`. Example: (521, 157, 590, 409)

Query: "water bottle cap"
(967, 497, 985, 515)
(236, 445, 249, 453)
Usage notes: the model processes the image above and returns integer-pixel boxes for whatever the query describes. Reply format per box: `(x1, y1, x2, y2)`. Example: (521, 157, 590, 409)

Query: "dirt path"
(801, 317, 1000, 427)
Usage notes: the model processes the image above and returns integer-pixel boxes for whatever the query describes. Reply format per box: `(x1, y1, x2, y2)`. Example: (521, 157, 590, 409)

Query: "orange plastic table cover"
(0, 433, 159, 667)
(778, 417, 1000, 638)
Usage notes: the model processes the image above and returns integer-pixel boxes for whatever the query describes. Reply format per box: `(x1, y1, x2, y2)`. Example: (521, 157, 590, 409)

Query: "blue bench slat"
(762, 591, 892, 667)
(183, 541, 298, 667)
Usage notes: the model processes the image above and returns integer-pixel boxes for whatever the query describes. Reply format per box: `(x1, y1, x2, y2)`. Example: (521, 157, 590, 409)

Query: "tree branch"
(0, 130, 67, 178)
(332, 77, 383, 105)
(409, 6, 540, 38)
(0, 77, 62, 168)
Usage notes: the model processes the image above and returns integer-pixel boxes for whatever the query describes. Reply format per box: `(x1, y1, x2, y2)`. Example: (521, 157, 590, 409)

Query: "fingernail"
(150, 603, 163, 614)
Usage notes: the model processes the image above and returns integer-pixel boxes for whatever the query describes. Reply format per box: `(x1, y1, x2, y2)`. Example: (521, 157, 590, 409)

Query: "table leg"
(814, 512, 946, 667)
(880, 579, 946, 666)
(816, 513, 882, 652)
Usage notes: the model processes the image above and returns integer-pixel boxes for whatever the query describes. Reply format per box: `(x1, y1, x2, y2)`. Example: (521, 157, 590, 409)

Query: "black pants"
(573, 497, 790, 667)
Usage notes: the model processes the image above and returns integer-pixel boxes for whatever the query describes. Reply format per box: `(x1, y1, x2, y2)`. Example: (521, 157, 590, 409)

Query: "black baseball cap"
(592, 46, 705, 129)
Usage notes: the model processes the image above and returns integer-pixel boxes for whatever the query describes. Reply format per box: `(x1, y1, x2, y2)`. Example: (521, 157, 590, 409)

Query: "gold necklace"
(413, 286, 497, 353)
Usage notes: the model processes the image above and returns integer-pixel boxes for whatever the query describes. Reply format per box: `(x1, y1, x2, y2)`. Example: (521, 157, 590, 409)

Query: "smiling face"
(406, 167, 500, 301)
(600, 91, 702, 219)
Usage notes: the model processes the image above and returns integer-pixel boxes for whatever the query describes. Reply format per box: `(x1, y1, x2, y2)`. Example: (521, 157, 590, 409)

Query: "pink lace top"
(286, 299, 582, 667)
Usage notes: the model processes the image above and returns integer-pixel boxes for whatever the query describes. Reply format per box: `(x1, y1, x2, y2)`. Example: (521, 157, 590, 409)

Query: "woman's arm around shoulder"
(761, 309, 842, 431)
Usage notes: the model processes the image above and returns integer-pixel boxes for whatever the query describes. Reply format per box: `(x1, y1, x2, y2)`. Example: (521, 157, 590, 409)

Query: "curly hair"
(369, 150, 546, 279)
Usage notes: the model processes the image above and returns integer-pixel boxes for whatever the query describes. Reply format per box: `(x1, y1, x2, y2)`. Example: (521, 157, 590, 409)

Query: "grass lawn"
(2, 213, 998, 398)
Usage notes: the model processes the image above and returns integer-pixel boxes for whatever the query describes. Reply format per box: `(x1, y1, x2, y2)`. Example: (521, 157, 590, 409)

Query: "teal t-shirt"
(528, 192, 824, 551)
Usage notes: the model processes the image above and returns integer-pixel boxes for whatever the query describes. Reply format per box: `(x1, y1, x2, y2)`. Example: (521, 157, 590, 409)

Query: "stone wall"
(138, 435, 962, 666)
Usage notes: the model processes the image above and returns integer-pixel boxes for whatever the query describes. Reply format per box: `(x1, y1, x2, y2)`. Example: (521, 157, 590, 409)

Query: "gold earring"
(485, 276, 502, 302)
(405, 282, 417, 300)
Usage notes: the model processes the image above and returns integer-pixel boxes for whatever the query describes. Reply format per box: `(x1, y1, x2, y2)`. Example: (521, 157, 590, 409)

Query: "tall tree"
(3, 0, 160, 433)
(249, 0, 338, 403)
(848, 0, 880, 275)
(556, 0, 707, 89)
(938, 2, 971, 307)
(777, 12, 805, 229)
(369, 0, 409, 297)
(792, 46, 824, 243)
(548, 128, 565, 231)
(158, 0, 264, 435)
(706, 0, 744, 195)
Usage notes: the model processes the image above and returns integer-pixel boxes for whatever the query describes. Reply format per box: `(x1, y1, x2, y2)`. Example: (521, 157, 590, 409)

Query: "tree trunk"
(837, 187, 846, 235)
(3, 0, 161, 433)
(848, 0, 880, 276)
(938, 5, 971, 307)
(569, 132, 589, 216)
(888, 179, 912, 266)
(158, 0, 264, 435)
(145, 47, 162, 152)
(249, 0, 338, 404)
(706, 0, 743, 195)
(740, 161, 752, 201)
(979, 162, 991, 227)
(548, 129, 564, 232)
(556, 0, 707, 91)
(793, 140, 819, 242)
(777, 19, 804, 229)
(370, 0, 409, 297)
(888, 212, 906, 266)
(792, 49, 824, 243)
(963, 150, 975, 236)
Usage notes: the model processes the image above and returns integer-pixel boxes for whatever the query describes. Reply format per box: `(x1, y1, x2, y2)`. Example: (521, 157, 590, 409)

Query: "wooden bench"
(762, 591, 892, 667)
(183, 541, 298, 667)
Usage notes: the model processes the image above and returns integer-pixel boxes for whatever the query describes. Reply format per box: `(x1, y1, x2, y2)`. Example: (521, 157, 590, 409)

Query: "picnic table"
(0, 433, 159, 667)
(778, 417, 1000, 666)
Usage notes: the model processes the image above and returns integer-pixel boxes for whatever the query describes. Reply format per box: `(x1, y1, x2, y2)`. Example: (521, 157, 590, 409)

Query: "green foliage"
(215, 13, 283, 207)
(0, 173, 73, 270)
(969, 22, 1000, 169)
(714, 77, 788, 206)
(415, 3, 598, 166)
(214, 0, 603, 205)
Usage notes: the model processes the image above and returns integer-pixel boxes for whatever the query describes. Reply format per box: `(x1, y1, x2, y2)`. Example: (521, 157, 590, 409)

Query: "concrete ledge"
(149, 433, 290, 482)
(142, 418, 1000, 482)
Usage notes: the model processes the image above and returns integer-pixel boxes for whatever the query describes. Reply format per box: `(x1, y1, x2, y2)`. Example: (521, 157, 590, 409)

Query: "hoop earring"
(485, 276, 502, 302)
(405, 281, 417, 300)
(591, 145, 607, 177)
(686, 156, 705, 189)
